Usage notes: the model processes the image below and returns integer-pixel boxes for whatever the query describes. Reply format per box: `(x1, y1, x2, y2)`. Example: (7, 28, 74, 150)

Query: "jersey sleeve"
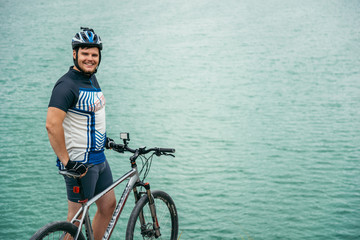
(48, 80, 77, 112)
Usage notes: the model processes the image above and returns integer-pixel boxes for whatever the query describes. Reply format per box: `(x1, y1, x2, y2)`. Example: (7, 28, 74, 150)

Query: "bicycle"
(30, 133, 178, 240)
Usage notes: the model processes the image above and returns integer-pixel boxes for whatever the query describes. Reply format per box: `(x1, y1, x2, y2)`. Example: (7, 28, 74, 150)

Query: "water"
(1, 0, 359, 239)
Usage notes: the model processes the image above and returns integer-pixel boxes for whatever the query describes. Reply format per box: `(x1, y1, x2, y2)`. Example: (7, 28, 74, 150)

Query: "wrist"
(65, 160, 75, 169)
(106, 137, 114, 149)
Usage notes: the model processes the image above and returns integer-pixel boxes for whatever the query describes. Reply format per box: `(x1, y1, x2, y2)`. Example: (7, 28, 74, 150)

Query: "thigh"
(64, 165, 100, 202)
(96, 189, 116, 214)
(94, 160, 114, 196)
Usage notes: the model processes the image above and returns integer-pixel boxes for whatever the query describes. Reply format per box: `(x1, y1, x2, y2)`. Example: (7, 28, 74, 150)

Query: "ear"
(73, 49, 77, 60)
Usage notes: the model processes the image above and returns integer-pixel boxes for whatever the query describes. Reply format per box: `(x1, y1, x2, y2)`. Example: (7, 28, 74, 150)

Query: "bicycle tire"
(126, 190, 178, 240)
(30, 221, 86, 240)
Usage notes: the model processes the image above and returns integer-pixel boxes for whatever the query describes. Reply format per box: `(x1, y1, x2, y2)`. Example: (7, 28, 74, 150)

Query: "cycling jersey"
(49, 67, 106, 169)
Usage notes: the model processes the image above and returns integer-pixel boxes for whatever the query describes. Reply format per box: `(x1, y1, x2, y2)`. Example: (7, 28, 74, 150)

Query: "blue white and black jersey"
(49, 67, 107, 169)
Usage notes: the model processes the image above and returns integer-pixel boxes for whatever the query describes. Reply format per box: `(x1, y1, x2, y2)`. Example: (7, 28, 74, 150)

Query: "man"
(46, 27, 116, 240)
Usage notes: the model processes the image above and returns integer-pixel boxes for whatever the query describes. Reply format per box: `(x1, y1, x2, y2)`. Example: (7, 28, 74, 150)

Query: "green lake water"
(1, 0, 359, 239)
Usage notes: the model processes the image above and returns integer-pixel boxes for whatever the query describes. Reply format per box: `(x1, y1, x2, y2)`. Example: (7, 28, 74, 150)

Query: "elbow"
(45, 121, 53, 134)
(46, 119, 59, 135)
(46, 107, 66, 135)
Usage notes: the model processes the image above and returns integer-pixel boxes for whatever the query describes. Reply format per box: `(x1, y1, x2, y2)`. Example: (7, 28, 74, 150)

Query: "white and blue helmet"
(72, 27, 102, 50)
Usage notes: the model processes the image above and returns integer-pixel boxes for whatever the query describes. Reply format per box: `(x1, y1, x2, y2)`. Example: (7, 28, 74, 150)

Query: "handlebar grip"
(109, 142, 125, 153)
(159, 148, 176, 153)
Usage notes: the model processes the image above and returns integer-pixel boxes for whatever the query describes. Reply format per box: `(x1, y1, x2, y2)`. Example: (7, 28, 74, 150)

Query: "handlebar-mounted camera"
(120, 132, 130, 145)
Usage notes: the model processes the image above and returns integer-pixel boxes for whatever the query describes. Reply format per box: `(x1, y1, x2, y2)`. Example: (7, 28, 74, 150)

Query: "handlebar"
(59, 140, 175, 179)
(109, 142, 175, 161)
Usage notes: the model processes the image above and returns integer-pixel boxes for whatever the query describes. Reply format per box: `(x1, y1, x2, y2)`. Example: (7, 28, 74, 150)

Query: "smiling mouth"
(79, 62, 97, 74)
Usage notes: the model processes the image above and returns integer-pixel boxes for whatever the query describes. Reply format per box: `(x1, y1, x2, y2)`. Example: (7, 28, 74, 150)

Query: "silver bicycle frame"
(71, 167, 140, 240)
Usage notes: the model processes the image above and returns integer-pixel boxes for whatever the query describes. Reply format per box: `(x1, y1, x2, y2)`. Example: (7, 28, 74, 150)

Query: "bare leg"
(67, 200, 82, 222)
(65, 201, 82, 239)
(92, 190, 116, 240)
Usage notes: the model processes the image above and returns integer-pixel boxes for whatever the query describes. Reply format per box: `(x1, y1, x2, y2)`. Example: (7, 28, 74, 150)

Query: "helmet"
(72, 27, 102, 50)
(72, 27, 102, 74)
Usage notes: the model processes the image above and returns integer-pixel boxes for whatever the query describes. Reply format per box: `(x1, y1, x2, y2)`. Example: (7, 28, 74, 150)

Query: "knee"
(108, 198, 116, 212)
(99, 198, 116, 215)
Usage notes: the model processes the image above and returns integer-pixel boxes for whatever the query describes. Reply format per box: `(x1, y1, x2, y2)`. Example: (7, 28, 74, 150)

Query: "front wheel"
(126, 190, 178, 240)
(30, 221, 85, 240)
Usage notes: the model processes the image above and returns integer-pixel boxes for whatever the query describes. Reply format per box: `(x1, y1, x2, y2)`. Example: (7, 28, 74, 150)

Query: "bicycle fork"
(133, 182, 161, 238)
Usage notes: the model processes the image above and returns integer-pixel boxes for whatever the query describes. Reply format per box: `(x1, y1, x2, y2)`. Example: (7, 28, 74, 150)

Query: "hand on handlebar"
(105, 137, 115, 149)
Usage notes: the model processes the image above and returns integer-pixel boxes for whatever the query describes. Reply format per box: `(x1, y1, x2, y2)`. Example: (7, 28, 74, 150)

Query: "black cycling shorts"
(64, 160, 113, 202)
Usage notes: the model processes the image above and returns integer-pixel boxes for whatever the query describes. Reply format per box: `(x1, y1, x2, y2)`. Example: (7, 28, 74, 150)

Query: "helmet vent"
(72, 27, 103, 50)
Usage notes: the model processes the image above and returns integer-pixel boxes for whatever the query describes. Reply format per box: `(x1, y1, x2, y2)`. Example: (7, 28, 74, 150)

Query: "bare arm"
(45, 107, 70, 167)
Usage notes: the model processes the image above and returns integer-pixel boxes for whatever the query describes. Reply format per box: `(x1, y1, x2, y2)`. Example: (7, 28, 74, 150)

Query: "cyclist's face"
(73, 47, 100, 74)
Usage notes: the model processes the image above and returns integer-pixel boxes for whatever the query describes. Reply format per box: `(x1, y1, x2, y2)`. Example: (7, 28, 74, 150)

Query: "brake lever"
(163, 153, 175, 158)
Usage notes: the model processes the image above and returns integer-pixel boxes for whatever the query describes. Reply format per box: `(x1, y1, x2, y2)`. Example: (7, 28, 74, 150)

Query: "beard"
(79, 64, 97, 74)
